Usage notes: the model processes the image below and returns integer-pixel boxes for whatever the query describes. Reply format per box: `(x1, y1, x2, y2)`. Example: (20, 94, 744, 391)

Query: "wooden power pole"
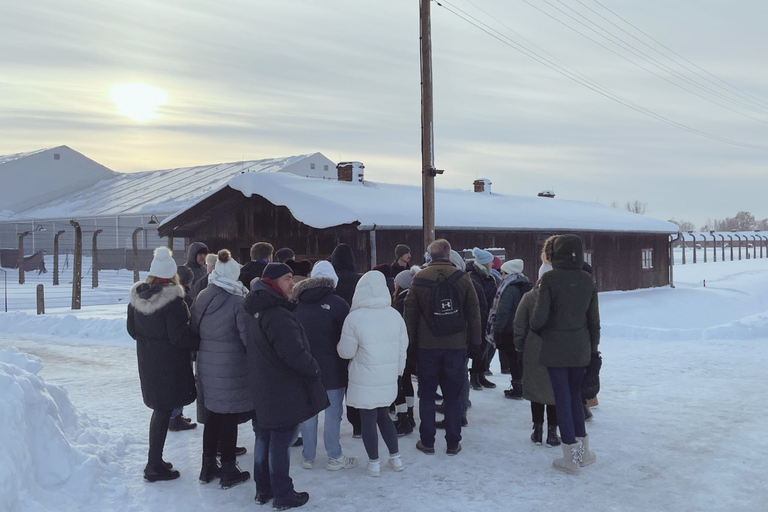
(420, 0, 439, 252)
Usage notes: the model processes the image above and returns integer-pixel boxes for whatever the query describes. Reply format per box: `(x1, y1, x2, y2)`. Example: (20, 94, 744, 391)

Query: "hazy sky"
(1, 0, 767, 227)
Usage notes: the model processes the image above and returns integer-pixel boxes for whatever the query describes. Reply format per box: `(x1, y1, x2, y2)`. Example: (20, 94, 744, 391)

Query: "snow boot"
(576, 435, 596, 466)
(470, 372, 483, 391)
(395, 413, 413, 436)
(478, 373, 497, 389)
(504, 381, 523, 400)
(531, 423, 543, 445)
(546, 424, 561, 447)
(272, 490, 309, 510)
(144, 462, 180, 482)
(168, 415, 197, 431)
(198, 455, 221, 483)
(219, 461, 250, 489)
(553, 441, 583, 475)
(407, 407, 416, 428)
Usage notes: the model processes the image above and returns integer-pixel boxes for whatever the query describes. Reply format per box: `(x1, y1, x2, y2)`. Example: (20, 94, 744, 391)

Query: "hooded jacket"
(330, 243, 361, 306)
(239, 260, 269, 290)
(127, 282, 197, 410)
(185, 242, 209, 290)
(530, 235, 601, 367)
(513, 289, 555, 405)
(337, 271, 408, 409)
(190, 283, 253, 414)
(293, 277, 351, 391)
(243, 280, 328, 429)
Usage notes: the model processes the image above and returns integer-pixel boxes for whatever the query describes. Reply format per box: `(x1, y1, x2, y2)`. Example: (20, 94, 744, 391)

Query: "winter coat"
(331, 244, 362, 306)
(127, 282, 197, 411)
(491, 275, 532, 335)
(530, 235, 601, 368)
(390, 260, 410, 278)
(337, 271, 408, 410)
(240, 260, 269, 290)
(243, 280, 328, 429)
(467, 264, 497, 335)
(403, 260, 482, 351)
(293, 277, 351, 391)
(185, 242, 209, 292)
(191, 274, 209, 298)
(513, 289, 555, 405)
(190, 284, 253, 414)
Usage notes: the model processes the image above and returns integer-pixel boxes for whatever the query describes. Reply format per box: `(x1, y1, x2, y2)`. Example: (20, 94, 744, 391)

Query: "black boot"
(168, 415, 197, 431)
(407, 407, 416, 428)
(199, 455, 221, 483)
(503, 380, 523, 400)
(144, 462, 180, 482)
(219, 461, 250, 489)
(546, 424, 561, 447)
(469, 372, 483, 391)
(478, 373, 496, 389)
(395, 413, 413, 436)
(272, 490, 310, 510)
(530, 423, 543, 445)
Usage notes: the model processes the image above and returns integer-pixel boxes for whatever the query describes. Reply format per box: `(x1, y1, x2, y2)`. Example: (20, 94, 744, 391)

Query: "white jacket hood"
(350, 270, 391, 311)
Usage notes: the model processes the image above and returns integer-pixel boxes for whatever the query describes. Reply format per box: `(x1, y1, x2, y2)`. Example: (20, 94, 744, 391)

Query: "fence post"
(699, 234, 707, 263)
(92, 229, 103, 288)
(18, 231, 31, 284)
(36, 284, 45, 315)
(70, 220, 82, 310)
(132, 227, 143, 283)
(53, 229, 66, 285)
(680, 232, 686, 264)
(0, 268, 6, 312)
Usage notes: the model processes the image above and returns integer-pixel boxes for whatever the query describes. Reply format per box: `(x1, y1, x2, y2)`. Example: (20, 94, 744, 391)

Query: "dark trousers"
(547, 367, 586, 445)
(531, 402, 557, 425)
(360, 407, 399, 460)
(253, 422, 299, 500)
(498, 349, 510, 372)
(203, 412, 239, 462)
(148, 408, 172, 466)
(418, 348, 466, 449)
(394, 369, 414, 406)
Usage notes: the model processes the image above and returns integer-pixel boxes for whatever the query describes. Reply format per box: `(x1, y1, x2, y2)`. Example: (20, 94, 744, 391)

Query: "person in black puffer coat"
(127, 247, 197, 483)
(530, 234, 600, 475)
(244, 263, 328, 509)
(293, 260, 356, 470)
(330, 243, 363, 437)
(466, 248, 498, 391)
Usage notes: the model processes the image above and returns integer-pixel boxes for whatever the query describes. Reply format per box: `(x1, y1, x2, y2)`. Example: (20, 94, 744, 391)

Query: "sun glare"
(109, 83, 169, 122)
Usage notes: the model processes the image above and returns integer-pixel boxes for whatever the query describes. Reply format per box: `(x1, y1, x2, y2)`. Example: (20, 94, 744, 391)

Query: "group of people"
(127, 234, 601, 510)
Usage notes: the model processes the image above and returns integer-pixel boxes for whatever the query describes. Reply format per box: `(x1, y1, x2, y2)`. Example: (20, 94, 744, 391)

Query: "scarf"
(208, 272, 248, 297)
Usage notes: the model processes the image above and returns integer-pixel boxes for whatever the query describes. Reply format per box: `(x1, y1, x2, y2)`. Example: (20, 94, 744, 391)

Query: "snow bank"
(0, 347, 127, 511)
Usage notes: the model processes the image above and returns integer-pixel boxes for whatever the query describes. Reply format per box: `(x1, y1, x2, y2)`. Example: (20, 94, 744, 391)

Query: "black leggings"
(148, 408, 173, 466)
(394, 369, 414, 406)
(531, 402, 557, 425)
(360, 407, 399, 461)
(203, 412, 239, 462)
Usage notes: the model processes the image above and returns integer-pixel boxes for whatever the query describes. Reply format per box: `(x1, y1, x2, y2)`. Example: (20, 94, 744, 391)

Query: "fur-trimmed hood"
(292, 277, 336, 302)
(130, 281, 185, 315)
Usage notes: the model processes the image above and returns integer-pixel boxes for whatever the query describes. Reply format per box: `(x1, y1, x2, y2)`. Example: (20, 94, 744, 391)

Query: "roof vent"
(473, 178, 491, 194)
(337, 161, 365, 183)
(538, 190, 555, 198)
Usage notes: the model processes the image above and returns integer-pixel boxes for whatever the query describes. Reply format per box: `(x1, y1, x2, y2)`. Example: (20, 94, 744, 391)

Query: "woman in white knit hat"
(127, 247, 198, 482)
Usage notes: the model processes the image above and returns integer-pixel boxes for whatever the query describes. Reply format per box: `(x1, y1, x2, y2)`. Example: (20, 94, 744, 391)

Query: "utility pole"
(420, 0, 438, 252)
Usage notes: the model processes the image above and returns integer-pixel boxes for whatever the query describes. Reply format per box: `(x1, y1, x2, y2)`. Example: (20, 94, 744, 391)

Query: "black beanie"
(262, 263, 293, 281)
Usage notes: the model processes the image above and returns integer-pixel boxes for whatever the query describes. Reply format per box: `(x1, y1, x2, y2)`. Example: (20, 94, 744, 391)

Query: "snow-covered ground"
(2, 258, 768, 512)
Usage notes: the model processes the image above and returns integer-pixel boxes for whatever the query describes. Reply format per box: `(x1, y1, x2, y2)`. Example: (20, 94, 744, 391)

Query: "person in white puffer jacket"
(337, 270, 409, 477)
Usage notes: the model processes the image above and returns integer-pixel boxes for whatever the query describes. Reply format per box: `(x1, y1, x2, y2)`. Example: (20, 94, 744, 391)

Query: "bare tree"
(669, 218, 696, 231)
(625, 200, 647, 215)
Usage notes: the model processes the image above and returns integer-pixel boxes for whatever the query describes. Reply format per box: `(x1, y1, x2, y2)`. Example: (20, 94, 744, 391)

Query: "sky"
(1, 0, 767, 227)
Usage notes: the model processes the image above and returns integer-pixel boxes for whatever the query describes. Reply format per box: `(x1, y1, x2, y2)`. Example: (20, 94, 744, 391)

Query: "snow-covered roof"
(0, 147, 51, 166)
(12, 154, 324, 219)
(196, 171, 679, 234)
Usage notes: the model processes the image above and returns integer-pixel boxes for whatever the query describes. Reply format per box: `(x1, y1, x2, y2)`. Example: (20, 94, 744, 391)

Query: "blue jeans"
(547, 367, 587, 445)
(418, 348, 466, 449)
(252, 422, 299, 500)
(300, 387, 345, 461)
(170, 407, 182, 419)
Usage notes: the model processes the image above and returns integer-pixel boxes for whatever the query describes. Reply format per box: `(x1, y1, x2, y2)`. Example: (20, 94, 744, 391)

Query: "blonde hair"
(146, 275, 179, 286)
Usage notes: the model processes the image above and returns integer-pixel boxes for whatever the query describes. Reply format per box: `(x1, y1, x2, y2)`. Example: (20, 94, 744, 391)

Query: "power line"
(433, 0, 768, 150)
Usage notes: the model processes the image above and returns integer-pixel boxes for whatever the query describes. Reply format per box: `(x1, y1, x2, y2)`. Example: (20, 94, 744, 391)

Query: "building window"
(310, 163, 316, 170)
(53, 153, 60, 160)
(324, 164, 329, 171)
(584, 250, 593, 266)
(641, 248, 653, 270)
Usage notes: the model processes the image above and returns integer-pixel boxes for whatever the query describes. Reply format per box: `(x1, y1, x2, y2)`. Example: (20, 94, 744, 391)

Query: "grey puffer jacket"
(190, 283, 253, 414)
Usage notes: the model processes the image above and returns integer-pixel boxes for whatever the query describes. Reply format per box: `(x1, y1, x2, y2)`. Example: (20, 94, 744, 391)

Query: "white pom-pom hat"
(149, 247, 178, 279)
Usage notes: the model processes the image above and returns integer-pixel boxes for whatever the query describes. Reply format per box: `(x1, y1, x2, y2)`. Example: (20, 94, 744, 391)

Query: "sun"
(109, 83, 169, 122)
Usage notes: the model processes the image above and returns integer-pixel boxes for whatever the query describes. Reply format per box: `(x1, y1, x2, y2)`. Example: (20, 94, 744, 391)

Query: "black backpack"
(412, 270, 467, 337)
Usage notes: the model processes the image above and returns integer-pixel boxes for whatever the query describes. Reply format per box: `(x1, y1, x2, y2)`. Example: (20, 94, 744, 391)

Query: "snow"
(2, 258, 768, 511)
(228, 171, 679, 233)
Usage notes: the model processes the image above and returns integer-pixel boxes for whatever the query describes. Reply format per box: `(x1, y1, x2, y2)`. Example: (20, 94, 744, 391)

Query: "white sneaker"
(326, 454, 357, 471)
(388, 453, 404, 472)
(300, 457, 313, 469)
(367, 459, 380, 477)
